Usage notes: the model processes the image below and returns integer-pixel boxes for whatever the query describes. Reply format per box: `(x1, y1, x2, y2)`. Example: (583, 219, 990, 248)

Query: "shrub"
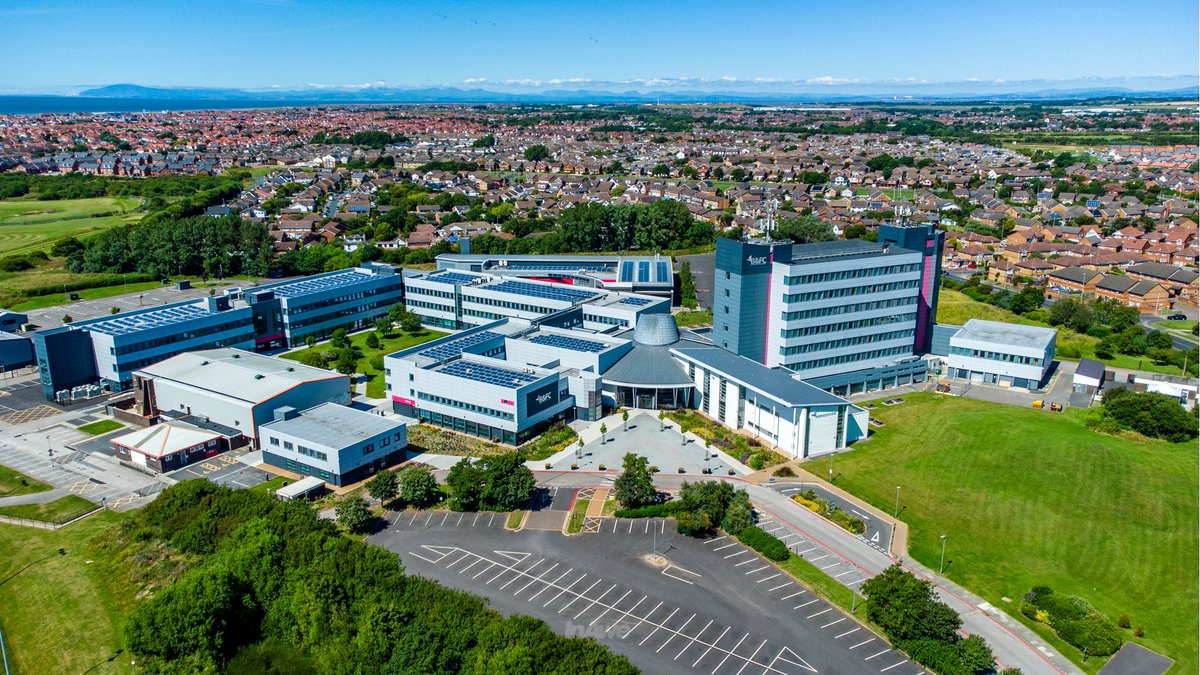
(614, 501, 685, 519)
(746, 454, 765, 470)
(1019, 601, 1039, 621)
(734, 525, 790, 562)
(772, 465, 796, 477)
(1055, 614, 1123, 656)
(1134, 625, 1144, 638)
(1117, 613, 1130, 629)
(675, 510, 711, 536)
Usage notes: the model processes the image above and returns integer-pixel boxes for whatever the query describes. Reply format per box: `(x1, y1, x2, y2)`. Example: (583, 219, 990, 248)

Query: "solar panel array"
(417, 331, 501, 361)
(438, 360, 540, 387)
(503, 262, 612, 272)
(87, 303, 212, 336)
(272, 270, 368, 298)
(619, 261, 635, 282)
(487, 280, 598, 304)
(530, 333, 606, 353)
(656, 261, 670, 282)
(426, 271, 479, 286)
(617, 297, 653, 306)
(637, 261, 650, 283)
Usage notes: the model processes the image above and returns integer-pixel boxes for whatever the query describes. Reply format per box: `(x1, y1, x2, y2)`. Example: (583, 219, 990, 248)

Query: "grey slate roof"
(602, 343, 694, 387)
(1075, 358, 1106, 382)
(670, 347, 849, 408)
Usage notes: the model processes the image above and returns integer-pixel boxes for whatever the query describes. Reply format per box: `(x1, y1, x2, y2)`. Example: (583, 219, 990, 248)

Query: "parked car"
(1166, 313, 1187, 321)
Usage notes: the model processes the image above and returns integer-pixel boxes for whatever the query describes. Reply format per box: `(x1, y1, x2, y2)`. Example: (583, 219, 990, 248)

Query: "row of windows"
(583, 313, 627, 327)
(111, 318, 251, 355)
(284, 296, 399, 329)
(779, 329, 915, 356)
(113, 332, 255, 374)
(463, 294, 556, 315)
(782, 280, 919, 304)
(463, 308, 506, 321)
(418, 392, 515, 421)
(407, 299, 456, 314)
(949, 346, 1044, 366)
(417, 409, 519, 445)
(782, 345, 913, 372)
(781, 295, 917, 321)
(282, 290, 371, 314)
(783, 262, 921, 286)
(406, 285, 455, 300)
(779, 313, 917, 338)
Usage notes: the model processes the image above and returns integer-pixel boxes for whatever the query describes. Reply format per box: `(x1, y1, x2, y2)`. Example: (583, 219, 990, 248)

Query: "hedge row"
(734, 525, 790, 562)
(1022, 586, 1124, 657)
(614, 501, 686, 519)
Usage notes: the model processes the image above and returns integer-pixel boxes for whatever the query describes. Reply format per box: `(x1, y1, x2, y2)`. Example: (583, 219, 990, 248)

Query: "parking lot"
(22, 280, 251, 330)
(768, 483, 894, 556)
(370, 508, 922, 675)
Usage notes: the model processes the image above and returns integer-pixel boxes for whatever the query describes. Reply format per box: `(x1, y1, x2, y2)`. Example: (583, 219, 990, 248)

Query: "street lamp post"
(939, 534, 947, 574)
(827, 453, 834, 482)
(894, 486, 901, 517)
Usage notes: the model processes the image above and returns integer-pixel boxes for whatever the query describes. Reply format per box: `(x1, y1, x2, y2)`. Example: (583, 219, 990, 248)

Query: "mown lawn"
(0, 196, 144, 255)
(806, 393, 1198, 673)
(0, 511, 134, 675)
(280, 328, 447, 398)
(937, 288, 1192, 375)
(0, 465, 51, 497)
(0, 495, 97, 523)
(78, 420, 124, 436)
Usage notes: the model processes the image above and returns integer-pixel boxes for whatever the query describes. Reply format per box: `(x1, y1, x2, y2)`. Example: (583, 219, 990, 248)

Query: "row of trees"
(445, 451, 537, 512)
(123, 480, 635, 673)
(1091, 388, 1198, 442)
(63, 214, 274, 278)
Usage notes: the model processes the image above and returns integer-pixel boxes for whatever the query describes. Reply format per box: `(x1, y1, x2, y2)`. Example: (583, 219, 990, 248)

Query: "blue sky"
(0, 0, 1196, 94)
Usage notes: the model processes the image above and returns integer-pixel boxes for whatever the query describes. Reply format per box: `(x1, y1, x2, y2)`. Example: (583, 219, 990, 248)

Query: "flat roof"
(271, 268, 387, 298)
(952, 319, 1057, 350)
(275, 476, 326, 499)
(671, 347, 851, 408)
(787, 239, 917, 265)
(86, 302, 215, 337)
(434, 359, 542, 387)
(261, 402, 404, 448)
(482, 279, 600, 304)
(111, 422, 222, 459)
(137, 348, 344, 404)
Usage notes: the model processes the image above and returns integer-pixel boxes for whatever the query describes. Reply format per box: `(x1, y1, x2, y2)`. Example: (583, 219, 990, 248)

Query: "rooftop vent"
(254, 374, 264, 380)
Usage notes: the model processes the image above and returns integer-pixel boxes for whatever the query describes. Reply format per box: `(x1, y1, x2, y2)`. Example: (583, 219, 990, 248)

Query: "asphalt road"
(370, 508, 919, 675)
(767, 482, 894, 555)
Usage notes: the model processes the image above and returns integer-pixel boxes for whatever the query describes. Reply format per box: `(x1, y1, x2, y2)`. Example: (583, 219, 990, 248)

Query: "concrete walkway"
(0, 487, 68, 507)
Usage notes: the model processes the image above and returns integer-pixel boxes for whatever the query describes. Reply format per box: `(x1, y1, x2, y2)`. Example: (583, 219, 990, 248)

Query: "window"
(269, 437, 280, 446)
(382, 436, 390, 447)
(724, 289, 730, 297)
(283, 441, 293, 450)
(408, 373, 414, 381)
(724, 306, 729, 314)
(363, 443, 374, 455)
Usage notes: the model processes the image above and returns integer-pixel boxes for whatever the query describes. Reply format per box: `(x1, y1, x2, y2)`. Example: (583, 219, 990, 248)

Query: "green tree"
(861, 565, 962, 643)
(374, 317, 392, 334)
(479, 452, 536, 511)
(613, 453, 656, 508)
(720, 489, 753, 534)
(365, 470, 399, 504)
(523, 144, 549, 162)
(330, 328, 350, 349)
(957, 634, 996, 673)
(446, 458, 486, 511)
(336, 496, 373, 533)
(400, 311, 422, 333)
(1008, 287, 1045, 315)
(334, 349, 358, 375)
(365, 332, 381, 349)
(651, 163, 671, 176)
(399, 465, 438, 506)
(773, 215, 835, 244)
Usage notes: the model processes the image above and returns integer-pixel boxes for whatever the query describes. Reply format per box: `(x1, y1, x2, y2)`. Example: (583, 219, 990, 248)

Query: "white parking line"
(440, 512, 449, 526)
(609, 595, 646, 632)
(573, 584, 616, 620)
(820, 617, 845, 629)
(781, 590, 806, 600)
(714, 542, 739, 551)
(456, 512, 464, 526)
(676, 619, 712, 659)
(488, 513, 496, 527)
(500, 559, 544, 589)
(849, 637, 876, 650)
(691, 626, 730, 667)
(638, 607, 678, 646)
(807, 607, 833, 619)
(514, 562, 559, 595)
(472, 512, 480, 526)
(704, 536, 728, 546)
(733, 558, 757, 567)
(589, 589, 631, 626)
(820, 562, 840, 570)
(865, 648, 891, 661)
(777, 533, 797, 541)
(835, 627, 861, 639)
(795, 599, 819, 609)
(612, 518, 619, 533)
(797, 547, 818, 555)
(724, 550, 749, 559)
(769, 581, 791, 591)
(743, 564, 769, 574)
(656, 613, 694, 652)
(444, 551, 474, 570)
(558, 578, 601, 613)
(880, 661, 908, 672)
(529, 568, 573, 600)
(709, 632, 748, 674)
(472, 561, 497, 579)
(756, 573, 781, 583)
(735, 639, 768, 675)
(808, 554, 828, 563)
(833, 569, 855, 578)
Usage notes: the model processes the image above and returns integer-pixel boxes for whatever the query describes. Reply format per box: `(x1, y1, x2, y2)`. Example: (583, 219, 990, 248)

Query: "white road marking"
(865, 648, 891, 661)
(807, 607, 833, 619)
(724, 550, 749, 559)
(849, 637, 876, 650)
(714, 542, 739, 551)
(769, 581, 791, 591)
(743, 564, 769, 574)
(781, 590, 806, 600)
(620, 599, 660, 638)
(705, 536, 728, 545)
(756, 573, 781, 583)
(880, 660, 908, 672)
(735, 639, 768, 675)
(710, 632, 748, 674)
(820, 617, 845, 629)
(638, 607, 678, 645)
(834, 569, 855, 578)
(559, 579, 602, 612)
(529, 568, 573, 600)
(513, 562, 558, 595)
(733, 558, 757, 567)
(691, 626, 730, 667)
(574, 584, 616, 620)
(676, 619, 713, 659)
(835, 627, 861, 639)
(656, 613, 694, 652)
(795, 599, 819, 609)
(589, 589, 631, 626)
(609, 595, 646, 632)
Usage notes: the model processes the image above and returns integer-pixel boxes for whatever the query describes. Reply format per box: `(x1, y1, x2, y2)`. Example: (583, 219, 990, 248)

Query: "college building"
(944, 319, 1057, 390)
(260, 403, 408, 486)
(434, 252, 676, 297)
(31, 263, 402, 401)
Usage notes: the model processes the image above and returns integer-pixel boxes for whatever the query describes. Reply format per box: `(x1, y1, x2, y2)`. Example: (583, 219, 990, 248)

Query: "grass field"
(0, 196, 144, 255)
(567, 497, 589, 534)
(854, 187, 915, 199)
(674, 308, 713, 327)
(78, 420, 124, 436)
(0, 495, 97, 523)
(0, 511, 133, 675)
(937, 288, 1190, 375)
(1156, 320, 1198, 332)
(0, 465, 51, 497)
(280, 328, 448, 398)
(805, 393, 1198, 673)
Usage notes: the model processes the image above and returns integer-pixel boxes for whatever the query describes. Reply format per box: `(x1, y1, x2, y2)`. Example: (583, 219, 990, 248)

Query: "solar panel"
(486, 280, 598, 304)
(530, 333, 606, 353)
(504, 262, 612, 272)
(637, 262, 650, 283)
(87, 303, 213, 336)
(272, 270, 372, 298)
(417, 331, 501, 361)
(656, 261, 670, 283)
(426, 271, 478, 285)
(617, 297, 652, 306)
(619, 261, 635, 282)
(439, 360, 540, 387)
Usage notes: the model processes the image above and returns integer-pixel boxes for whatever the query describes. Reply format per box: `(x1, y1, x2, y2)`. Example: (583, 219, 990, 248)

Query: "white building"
(260, 403, 408, 486)
(134, 348, 350, 444)
(947, 319, 1057, 390)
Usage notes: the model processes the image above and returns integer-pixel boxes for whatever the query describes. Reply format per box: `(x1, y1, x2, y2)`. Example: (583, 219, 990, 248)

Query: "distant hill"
(76, 83, 1200, 105)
